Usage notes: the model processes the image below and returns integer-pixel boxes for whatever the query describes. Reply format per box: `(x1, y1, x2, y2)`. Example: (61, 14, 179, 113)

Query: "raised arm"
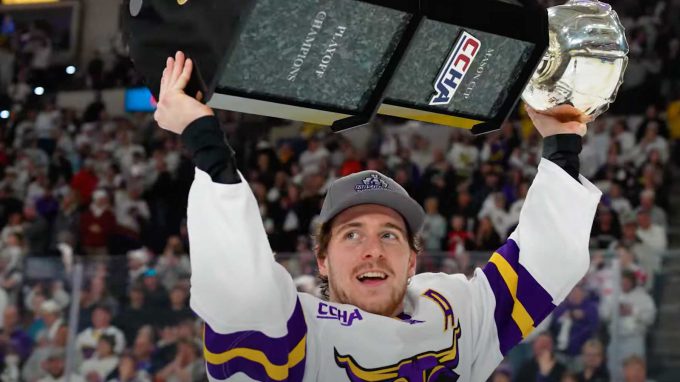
(467, 105, 602, 380)
(153, 53, 307, 382)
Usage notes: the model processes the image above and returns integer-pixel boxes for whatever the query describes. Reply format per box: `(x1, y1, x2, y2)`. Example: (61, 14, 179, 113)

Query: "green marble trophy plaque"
(125, 0, 547, 134)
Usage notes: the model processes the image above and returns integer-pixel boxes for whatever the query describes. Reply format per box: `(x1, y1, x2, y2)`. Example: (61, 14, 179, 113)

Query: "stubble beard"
(328, 264, 408, 317)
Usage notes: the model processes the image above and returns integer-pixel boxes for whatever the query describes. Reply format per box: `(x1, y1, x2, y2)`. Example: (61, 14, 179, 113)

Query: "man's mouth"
(356, 271, 388, 286)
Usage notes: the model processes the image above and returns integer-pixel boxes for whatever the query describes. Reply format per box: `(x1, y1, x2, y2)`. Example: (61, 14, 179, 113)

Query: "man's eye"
(345, 231, 359, 240)
(382, 232, 398, 240)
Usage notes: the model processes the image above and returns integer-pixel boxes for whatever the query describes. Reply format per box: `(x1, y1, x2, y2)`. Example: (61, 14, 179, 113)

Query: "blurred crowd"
(0, 0, 675, 381)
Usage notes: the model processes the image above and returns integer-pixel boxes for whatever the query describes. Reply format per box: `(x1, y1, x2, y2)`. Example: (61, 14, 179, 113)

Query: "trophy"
(125, 0, 549, 134)
(521, 0, 629, 119)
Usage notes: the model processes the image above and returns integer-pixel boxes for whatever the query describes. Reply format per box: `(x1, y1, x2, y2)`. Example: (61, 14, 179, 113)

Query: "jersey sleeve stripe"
(203, 298, 307, 381)
(483, 262, 524, 355)
(482, 239, 557, 355)
(489, 253, 535, 337)
(492, 239, 556, 324)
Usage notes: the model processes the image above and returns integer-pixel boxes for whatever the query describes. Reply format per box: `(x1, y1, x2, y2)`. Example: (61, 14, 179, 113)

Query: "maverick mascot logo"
(334, 290, 462, 381)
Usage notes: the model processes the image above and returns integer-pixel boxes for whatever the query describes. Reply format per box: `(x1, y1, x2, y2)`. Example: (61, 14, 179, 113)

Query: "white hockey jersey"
(187, 159, 602, 382)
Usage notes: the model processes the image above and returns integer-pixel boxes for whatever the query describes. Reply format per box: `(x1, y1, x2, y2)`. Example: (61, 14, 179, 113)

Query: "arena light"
(0, 110, 9, 119)
(65, 65, 76, 75)
(1, 0, 59, 4)
(34, 87, 45, 96)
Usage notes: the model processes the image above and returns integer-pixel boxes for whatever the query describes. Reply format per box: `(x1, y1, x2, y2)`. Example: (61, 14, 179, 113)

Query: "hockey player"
(154, 51, 601, 382)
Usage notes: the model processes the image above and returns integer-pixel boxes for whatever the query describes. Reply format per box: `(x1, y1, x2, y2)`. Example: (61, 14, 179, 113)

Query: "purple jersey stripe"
(204, 298, 307, 356)
(496, 239, 520, 264)
(207, 354, 306, 381)
(516, 263, 556, 325)
(496, 239, 555, 324)
(483, 262, 523, 355)
(203, 298, 307, 381)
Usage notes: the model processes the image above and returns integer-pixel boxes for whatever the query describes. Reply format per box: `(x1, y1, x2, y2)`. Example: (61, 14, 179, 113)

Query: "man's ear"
(315, 247, 328, 277)
(408, 250, 417, 279)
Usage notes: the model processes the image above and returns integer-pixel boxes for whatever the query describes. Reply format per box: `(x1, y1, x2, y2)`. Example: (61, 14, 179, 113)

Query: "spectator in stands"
(22, 323, 69, 382)
(154, 338, 204, 382)
(446, 214, 473, 258)
(139, 269, 168, 312)
(75, 304, 126, 359)
(0, 186, 23, 229)
(447, 130, 479, 178)
(514, 332, 567, 382)
(108, 352, 151, 382)
(577, 339, 609, 382)
(37, 347, 85, 382)
(165, 286, 193, 326)
(299, 135, 329, 175)
(79, 190, 116, 256)
(636, 189, 667, 228)
(0, 232, 24, 302)
(79, 277, 119, 330)
(70, 159, 99, 207)
(489, 364, 512, 382)
(113, 183, 150, 252)
(23, 203, 49, 256)
(591, 206, 621, 249)
(617, 245, 648, 288)
(114, 285, 151, 345)
(478, 193, 512, 238)
(51, 189, 80, 250)
(0, 304, 32, 362)
(79, 335, 120, 382)
(602, 271, 656, 377)
(622, 355, 649, 382)
(635, 210, 667, 251)
(473, 216, 501, 251)
(155, 236, 190, 291)
(421, 197, 446, 253)
(634, 124, 669, 168)
(36, 300, 63, 343)
(551, 284, 599, 361)
(606, 182, 632, 217)
(126, 248, 149, 286)
(132, 326, 156, 375)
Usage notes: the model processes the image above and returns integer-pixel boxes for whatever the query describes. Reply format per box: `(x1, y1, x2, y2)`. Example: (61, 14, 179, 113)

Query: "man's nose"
(361, 236, 385, 259)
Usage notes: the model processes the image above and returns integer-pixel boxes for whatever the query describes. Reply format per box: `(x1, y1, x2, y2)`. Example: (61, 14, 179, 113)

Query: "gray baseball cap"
(319, 170, 425, 233)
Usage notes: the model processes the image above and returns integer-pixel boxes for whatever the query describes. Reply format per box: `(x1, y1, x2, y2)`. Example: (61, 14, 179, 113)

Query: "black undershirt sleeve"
(180, 115, 241, 184)
(181, 116, 583, 185)
(542, 134, 583, 182)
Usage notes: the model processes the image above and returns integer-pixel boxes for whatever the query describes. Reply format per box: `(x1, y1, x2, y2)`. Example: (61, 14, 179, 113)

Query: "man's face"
(623, 362, 646, 382)
(567, 286, 586, 305)
(622, 277, 635, 293)
(92, 308, 111, 328)
(637, 213, 651, 229)
(532, 334, 553, 358)
(318, 205, 416, 317)
(582, 345, 603, 369)
(3, 306, 18, 327)
(45, 357, 65, 377)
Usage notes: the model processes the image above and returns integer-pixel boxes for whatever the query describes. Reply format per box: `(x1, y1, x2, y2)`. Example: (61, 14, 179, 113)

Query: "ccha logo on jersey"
(334, 289, 462, 382)
(429, 31, 481, 106)
(355, 174, 389, 192)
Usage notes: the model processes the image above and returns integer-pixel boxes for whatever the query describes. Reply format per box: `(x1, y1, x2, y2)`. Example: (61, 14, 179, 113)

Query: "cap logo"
(354, 174, 389, 192)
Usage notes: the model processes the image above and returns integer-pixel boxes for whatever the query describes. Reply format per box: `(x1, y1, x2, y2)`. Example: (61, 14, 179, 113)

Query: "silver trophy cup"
(522, 0, 629, 119)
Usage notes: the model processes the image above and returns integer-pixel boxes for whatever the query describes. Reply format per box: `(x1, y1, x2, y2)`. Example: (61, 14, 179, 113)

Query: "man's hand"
(526, 104, 590, 138)
(537, 350, 556, 376)
(154, 51, 214, 135)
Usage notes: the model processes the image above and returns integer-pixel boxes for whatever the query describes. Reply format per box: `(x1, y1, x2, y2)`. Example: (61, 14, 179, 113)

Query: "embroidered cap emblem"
(354, 174, 389, 192)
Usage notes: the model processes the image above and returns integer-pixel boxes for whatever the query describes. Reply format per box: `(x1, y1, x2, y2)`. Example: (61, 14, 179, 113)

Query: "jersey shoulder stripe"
(203, 298, 307, 381)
